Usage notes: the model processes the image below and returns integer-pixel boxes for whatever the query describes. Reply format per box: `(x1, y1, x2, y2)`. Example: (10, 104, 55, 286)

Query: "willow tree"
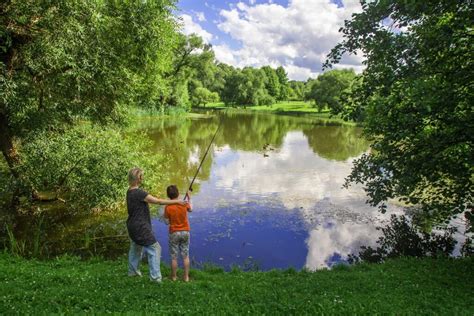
(0, 0, 178, 209)
(305, 69, 356, 113)
(326, 1, 473, 226)
(165, 34, 217, 108)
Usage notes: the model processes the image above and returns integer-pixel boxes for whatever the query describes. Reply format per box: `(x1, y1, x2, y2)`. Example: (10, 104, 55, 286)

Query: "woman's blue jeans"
(128, 240, 162, 282)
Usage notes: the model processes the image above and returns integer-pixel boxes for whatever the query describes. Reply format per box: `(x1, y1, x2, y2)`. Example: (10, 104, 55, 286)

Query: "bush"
(191, 87, 220, 107)
(16, 124, 168, 213)
(349, 215, 457, 264)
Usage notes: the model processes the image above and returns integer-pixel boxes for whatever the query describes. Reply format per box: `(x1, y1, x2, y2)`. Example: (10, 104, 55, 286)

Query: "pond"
(4, 110, 411, 270)
(141, 110, 404, 270)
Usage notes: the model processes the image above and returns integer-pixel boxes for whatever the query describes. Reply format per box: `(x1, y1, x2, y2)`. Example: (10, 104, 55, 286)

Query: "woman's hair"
(128, 167, 143, 186)
(166, 185, 179, 199)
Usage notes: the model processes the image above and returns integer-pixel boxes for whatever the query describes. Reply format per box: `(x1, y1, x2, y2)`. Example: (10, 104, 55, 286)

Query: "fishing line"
(185, 113, 223, 199)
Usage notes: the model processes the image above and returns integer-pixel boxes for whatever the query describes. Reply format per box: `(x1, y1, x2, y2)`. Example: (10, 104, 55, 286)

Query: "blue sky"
(176, 0, 364, 80)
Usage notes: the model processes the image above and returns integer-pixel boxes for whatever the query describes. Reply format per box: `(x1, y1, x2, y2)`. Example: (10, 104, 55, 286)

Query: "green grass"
(205, 101, 320, 113)
(251, 101, 321, 113)
(126, 102, 355, 125)
(201, 101, 355, 125)
(0, 253, 472, 314)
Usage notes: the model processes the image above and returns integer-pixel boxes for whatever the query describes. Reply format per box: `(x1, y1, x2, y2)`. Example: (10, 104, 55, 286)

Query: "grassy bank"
(127, 102, 356, 125)
(0, 254, 472, 314)
(199, 101, 355, 125)
(204, 101, 319, 113)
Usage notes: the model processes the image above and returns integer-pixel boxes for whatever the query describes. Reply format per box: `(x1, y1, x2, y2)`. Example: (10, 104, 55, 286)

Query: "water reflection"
(142, 111, 369, 196)
(305, 222, 379, 269)
(142, 113, 402, 270)
(4, 112, 463, 266)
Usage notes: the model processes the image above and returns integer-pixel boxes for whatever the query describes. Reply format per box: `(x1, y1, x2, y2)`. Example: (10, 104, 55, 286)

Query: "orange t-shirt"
(164, 202, 191, 234)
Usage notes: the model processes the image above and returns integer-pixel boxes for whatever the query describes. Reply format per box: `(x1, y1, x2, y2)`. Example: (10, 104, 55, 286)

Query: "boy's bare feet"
(183, 277, 190, 282)
(170, 276, 177, 281)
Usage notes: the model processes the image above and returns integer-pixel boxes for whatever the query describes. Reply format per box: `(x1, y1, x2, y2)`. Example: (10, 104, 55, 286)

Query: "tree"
(288, 80, 305, 101)
(191, 87, 219, 107)
(326, 1, 473, 225)
(166, 33, 216, 108)
(349, 215, 456, 264)
(275, 66, 289, 101)
(221, 67, 273, 106)
(210, 63, 234, 97)
(220, 68, 242, 106)
(305, 69, 356, 113)
(261, 66, 281, 99)
(0, 1, 178, 210)
(18, 125, 166, 213)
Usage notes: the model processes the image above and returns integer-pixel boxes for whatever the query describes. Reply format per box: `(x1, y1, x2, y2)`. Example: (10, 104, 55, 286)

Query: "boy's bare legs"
(171, 258, 178, 281)
(183, 256, 190, 282)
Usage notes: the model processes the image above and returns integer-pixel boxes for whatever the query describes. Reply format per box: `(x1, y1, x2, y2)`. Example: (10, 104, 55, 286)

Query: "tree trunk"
(0, 110, 22, 210)
(0, 112, 19, 176)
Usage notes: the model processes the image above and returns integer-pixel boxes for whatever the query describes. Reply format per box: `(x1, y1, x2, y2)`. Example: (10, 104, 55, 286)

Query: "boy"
(126, 167, 186, 283)
(164, 185, 192, 282)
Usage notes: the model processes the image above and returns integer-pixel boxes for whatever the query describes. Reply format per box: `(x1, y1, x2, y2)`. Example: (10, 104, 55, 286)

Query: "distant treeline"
(167, 34, 357, 114)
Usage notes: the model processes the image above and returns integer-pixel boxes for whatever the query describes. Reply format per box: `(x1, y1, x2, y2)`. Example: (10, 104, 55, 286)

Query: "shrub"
(349, 215, 457, 264)
(17, 124, 168, 213)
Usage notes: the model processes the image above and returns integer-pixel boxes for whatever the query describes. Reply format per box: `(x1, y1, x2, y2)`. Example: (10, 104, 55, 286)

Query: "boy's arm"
(145, 195, 186, 205)
(185, 191, 193, 212)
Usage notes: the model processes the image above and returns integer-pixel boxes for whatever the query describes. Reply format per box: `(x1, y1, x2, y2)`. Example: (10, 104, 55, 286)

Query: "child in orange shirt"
(164, 185, 192, 282)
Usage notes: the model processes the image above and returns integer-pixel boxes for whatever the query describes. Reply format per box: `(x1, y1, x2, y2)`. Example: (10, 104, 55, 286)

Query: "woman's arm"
(144, 195, 186, 205)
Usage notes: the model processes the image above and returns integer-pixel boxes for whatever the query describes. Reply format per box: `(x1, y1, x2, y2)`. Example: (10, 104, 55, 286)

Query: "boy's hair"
(128, 167, 143, 186)
(166, 185, 179, 199)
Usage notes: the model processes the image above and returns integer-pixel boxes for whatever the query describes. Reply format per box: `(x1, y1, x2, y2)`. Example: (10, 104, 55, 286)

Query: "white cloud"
(195, 11, 207, 22)
(285, 63, 319, 81)
(187, 145, 201, 165)
(216, 0, 365, 80)
(212, 131, 389, 212)
(305, 222, 379, 270)
(206, 131, 404, 269)
(249, 0, 256, 4)
(180, 14, 213, 43)
(213, 44, 237, 65)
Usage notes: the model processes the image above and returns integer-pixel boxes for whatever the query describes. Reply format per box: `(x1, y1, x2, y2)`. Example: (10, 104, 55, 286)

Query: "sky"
(175, 0, 365, 81)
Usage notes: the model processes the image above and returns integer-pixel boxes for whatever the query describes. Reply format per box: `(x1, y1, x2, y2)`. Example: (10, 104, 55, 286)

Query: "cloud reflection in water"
(160, 131, 403, 270)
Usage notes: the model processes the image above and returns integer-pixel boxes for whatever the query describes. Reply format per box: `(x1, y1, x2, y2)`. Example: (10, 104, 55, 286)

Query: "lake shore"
(129, 102, 359, 126)
(1, 253, 472, 314)
(193, 101, 359, 125)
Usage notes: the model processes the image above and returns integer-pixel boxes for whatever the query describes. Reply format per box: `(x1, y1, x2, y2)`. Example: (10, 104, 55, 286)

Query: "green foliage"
(461, 237, 473, 257)
(166, 34, 217, 109)
(0, 0, 179, 211)
(326, 1, 474, 223)
(3, 215, 44, 257)
(191, 87, 219, 107)
(16, 124, 167, 212)
(220, 67, 275, 106)
(349, 215, 457, 264)
(1, 0, 178, 131)
(168, 79, 191, 108)
(288, 80, 305, 101)
(0, 254, 472, 314)
(275, 66, 289, 101)
(305, 69, 357, 113)
(261, 66, 281, 98)
(210, 63, 235, 97)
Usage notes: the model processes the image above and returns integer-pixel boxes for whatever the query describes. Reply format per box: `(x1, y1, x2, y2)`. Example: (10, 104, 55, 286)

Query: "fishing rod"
(185, 115, 223, 200)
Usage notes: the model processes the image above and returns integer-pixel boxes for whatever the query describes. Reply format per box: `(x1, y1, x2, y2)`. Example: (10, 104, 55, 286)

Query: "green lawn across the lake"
(0, 253, 472, 314)
(199, 101, 355, 125)
(205, 101, 323, 114)
(206, 100, 319, 112)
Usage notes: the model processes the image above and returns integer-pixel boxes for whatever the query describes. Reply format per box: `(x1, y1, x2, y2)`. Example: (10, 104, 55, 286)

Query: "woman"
(126, 167, 186, 282)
